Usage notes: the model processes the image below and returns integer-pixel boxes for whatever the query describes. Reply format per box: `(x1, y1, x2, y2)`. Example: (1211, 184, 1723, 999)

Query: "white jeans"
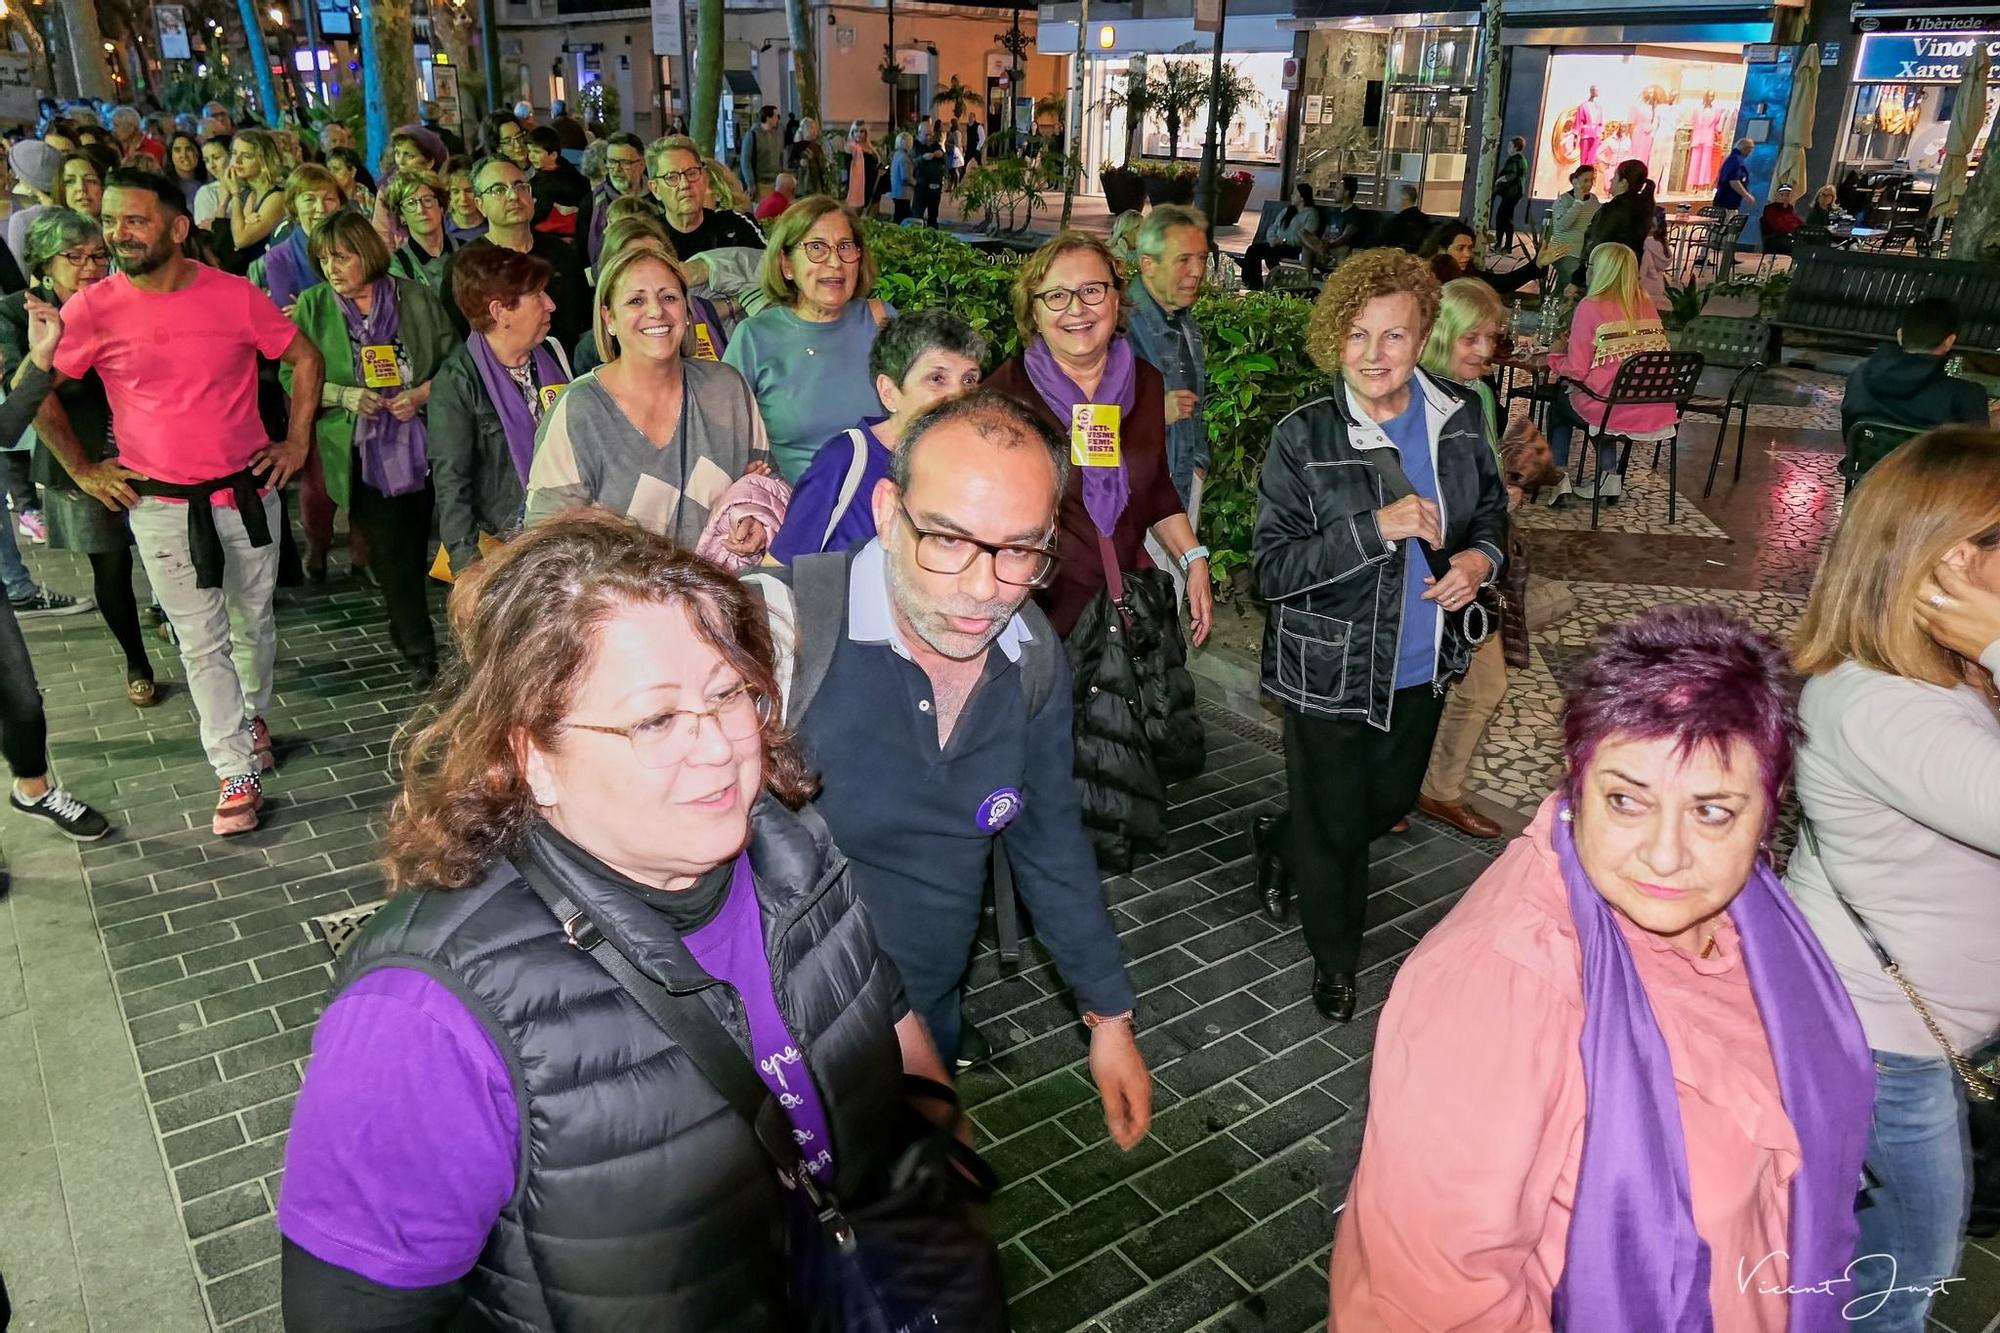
(129, 491, 280, 780)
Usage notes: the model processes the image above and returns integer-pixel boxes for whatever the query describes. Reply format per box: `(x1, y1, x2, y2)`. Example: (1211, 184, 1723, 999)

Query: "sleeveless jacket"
(337, 801, 907, 1331)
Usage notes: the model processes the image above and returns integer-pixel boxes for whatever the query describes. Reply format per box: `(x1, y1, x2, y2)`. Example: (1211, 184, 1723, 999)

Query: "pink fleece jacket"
(1546, 295, 1680, 437)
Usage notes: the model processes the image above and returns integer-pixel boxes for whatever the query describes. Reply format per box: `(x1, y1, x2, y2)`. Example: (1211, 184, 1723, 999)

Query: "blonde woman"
(1539, 242, 1673, 505)
(1786, 427, 2000, 1333)
(226, 128, 289, 264)
(843, 123, 877, 214)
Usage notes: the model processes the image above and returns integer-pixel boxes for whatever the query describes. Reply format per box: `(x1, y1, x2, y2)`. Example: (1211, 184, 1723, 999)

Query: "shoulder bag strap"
(511, 846, 812, 1165)
(743, 572, 801, 722)
(1800, 818, 1995, 1101)
(823, 429, 872, 549)
(1094, 531, 1127, 614)
(1365, 436, 1453, 584)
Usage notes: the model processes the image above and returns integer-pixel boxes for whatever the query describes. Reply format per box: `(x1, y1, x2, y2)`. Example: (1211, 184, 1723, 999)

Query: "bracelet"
(1177, 544, 1210, 574)
(1083, 1010, 1137, 1034)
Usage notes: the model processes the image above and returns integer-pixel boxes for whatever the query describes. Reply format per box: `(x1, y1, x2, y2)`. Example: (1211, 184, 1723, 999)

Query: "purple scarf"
(339, 278, 428, 498)
(1549, 801, 1873, 1333)
(263, 225, 318, 311)
(468, 331, 568, 485)
(1023, 334, 1135, 536)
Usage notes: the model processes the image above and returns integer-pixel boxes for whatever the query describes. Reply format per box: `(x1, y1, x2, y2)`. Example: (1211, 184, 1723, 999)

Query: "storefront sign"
(155, 5, 191, 60)
(1858, 13, 2000, 34)
(1854, 31, 2000, 83)
(649, 0, 682, 59)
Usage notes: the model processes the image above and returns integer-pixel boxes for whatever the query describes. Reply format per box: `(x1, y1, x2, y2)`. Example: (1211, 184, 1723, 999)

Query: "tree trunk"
(360, 0, 419, 166)
(785, 0, 821, 152)
(1470, 0, 1504, 244)
(692, 0, 723, 158)
(1951, 130, 2000, 261)
(1060, 0, 1086, 229)
(233, 0, 281, 124)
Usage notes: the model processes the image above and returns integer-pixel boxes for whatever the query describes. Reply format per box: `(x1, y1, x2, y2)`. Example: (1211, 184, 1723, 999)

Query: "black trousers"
(1493, 192, 1522, 250)
(0, 597, 48, 781)
(917, 184, 943, 227)
(892, 198, 912, 223)
(349, 478, 436, 670)
(1236, 241, 1299, 290)
(1279, 685, 1447, 976)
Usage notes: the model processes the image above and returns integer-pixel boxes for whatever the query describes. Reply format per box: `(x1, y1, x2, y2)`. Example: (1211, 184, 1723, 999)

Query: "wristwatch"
(1176, 545, 1210, 575)
(1083, 1010, 1138, 1034)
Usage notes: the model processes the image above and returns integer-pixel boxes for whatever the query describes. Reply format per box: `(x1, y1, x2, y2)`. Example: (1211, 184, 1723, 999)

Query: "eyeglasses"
(606, 154, 645, 171)
(477, 179, 532, 200)
(1033, 282, 1112, 313)
(400, 194, 443, 215)
(897, 504, 1056, 588)
(649, 165, 705, 188)
(56, 246, 112, 269)
(794, 238, 862, 265)
(568, 682, 771, 770)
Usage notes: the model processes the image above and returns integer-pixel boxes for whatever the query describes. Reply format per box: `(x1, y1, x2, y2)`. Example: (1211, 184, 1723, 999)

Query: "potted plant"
(1137, 160, 1197, 206)
(1100, 163, 1146, 214)
(1212, 170, 1255, 226)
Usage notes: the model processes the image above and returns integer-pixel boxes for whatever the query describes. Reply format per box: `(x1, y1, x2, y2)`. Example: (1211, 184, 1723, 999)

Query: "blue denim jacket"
(1125, 281, 1208, 504)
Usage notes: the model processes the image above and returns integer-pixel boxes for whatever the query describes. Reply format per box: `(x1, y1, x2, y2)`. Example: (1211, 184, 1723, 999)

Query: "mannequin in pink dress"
(1629, 91, 1657, 169)
(1689, 91, 1721, 190)
(1575, 86, 1603, 174)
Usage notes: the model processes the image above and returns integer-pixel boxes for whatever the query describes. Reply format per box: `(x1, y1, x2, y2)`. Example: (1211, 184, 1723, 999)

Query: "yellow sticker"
(359, 344, 402, 389)
(539, 383, 565, 414)
(1070, 403, 1122, 469)
(691, 322, 720, 361)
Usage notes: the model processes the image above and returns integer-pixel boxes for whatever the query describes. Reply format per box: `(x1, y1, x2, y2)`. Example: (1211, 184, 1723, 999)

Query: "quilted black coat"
(1065, 569, 1204, 874)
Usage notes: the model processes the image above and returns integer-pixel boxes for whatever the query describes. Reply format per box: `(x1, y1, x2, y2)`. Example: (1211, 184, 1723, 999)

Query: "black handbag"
(515, 847, 1009, 1333)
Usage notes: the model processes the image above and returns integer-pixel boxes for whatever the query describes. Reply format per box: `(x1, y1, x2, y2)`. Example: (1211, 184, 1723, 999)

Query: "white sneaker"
(1575, 473, 1624, 503)
(1541, 474, 1574, 507)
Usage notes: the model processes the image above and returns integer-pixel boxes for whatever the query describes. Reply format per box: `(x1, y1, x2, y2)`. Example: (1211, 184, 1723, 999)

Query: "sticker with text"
(1070, 403, 1122, 468)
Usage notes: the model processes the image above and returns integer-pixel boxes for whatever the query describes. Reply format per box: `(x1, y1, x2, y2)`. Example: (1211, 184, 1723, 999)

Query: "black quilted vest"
(337, 800, 906, 1332)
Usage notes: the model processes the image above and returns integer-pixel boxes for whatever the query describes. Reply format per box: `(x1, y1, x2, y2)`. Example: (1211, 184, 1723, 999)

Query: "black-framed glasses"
(567, 682, 771, 770)
(897, 504, 1056, 588)
(1032, 282, 1112, 313)
(399, 194, 443, 216)
(606, 154, 645, 173)
(56, 246, 112, 268)
(795, 238, 862, 265)
(650, 165, 705, 187)
(477, 179, 532, 200)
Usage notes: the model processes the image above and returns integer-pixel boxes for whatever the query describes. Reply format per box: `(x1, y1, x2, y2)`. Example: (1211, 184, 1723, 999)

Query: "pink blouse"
(1546, 295, 1680, 438)
(1329, 797, 1802, 1332)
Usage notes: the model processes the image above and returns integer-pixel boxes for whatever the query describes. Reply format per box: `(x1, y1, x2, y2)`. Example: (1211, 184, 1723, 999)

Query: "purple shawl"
(263, 225, 318, 311)
(339, 278, 428, 498)
(1023, 335, 1136, 536)
(467, 332, 568, 485)
(1548, 800, 1873, 1333)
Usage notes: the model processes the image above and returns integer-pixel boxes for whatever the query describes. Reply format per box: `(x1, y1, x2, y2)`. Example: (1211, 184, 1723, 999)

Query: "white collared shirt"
(845, 538, 1033, 664)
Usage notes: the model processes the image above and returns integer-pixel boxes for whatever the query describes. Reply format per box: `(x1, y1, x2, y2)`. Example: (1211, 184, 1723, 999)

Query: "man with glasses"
(645, 135, 764, 259)
(745, 388, 1152, 1151)
(585, 131, 656, 266)
(435, 156, 590, 352)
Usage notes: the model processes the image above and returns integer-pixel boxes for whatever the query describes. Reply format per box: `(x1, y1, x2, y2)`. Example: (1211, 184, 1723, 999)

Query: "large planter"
(1143, 172, 1197, 206)
(1211, 175, 1254, 227)
(1101, 169, 1147, 215)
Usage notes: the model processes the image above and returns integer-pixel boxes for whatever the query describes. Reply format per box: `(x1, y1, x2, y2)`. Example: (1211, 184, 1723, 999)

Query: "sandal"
(126, 676, 158, 708)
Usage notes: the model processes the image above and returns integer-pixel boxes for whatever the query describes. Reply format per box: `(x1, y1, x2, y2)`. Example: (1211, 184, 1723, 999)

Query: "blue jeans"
(0, 487, 36, 601)
(1848, 1049, 1972, 1331)
(1544, 395, 1620, 478)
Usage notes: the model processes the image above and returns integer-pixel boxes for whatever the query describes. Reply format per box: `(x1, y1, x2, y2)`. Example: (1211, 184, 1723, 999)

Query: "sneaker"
(9, 783, 112, 841)
(247, 716, 275, 773)
(16, 508, 46, 544)
(213, 774, 263, 836)
(9, 588, 94, 619)
(1540, 474, 1574, 507)
(955, 1017, 992, 1073)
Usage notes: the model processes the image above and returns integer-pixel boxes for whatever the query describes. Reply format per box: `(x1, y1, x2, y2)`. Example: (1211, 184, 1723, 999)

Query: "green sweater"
(285, 277, 457, 509)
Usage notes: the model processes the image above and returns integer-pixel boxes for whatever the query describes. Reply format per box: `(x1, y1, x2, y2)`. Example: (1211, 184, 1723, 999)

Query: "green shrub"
(865, 222, 1024, 361)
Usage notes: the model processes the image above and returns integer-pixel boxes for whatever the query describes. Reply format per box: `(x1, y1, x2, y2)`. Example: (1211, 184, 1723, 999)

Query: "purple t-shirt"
(279, 855, 835, 1287)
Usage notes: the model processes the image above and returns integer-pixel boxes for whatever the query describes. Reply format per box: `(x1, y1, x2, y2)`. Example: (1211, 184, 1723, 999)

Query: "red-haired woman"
(1331, 606, 1874, 1332)
(424, 243, 571, 575)
(278, 510, 954, 1331)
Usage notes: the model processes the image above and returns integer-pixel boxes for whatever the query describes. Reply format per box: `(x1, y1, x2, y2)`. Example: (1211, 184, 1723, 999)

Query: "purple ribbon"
(339, 278, 431, 498)
(1548, 799, 1874, 1332)
(1023, 334, 1135, 537)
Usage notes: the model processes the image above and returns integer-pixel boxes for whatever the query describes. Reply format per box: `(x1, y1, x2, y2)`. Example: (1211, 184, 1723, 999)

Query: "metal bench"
(1772, 248, 2000, 357)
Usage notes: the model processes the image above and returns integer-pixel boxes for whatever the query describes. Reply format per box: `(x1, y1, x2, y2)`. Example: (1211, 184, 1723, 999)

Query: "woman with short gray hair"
(0, 209, 157, 703)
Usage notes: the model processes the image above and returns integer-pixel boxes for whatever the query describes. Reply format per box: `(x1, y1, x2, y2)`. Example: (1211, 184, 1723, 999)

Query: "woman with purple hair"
(1331, 605, 1874, 1331)
(1787, 427, 2000, 1332)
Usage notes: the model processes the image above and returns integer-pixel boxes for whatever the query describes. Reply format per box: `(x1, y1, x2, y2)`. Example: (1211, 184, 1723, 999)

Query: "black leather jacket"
(1252, 370, 1509, 729)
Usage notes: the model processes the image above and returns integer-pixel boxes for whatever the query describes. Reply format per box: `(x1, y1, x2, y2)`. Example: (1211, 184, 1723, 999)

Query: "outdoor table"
(1494, 350, 1557, 429)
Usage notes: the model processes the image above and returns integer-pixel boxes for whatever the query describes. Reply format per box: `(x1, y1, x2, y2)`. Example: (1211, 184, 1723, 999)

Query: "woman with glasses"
(985, 231, 1209, 642)
(721, 195, 891, 482)
(287, 212, 456, 685)
(0, 210, 156, 705)
(525, 243, 773, 551)
(279, 508, 941, 1332)
(383, 169, 454, 288)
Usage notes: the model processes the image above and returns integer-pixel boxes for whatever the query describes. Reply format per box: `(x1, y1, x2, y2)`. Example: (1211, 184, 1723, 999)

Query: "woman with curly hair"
(278, 509, 949, 1331)
(1249, 247, 1509, 1022)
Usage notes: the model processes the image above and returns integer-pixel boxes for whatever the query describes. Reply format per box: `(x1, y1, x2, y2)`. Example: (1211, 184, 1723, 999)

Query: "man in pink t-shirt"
(37, 166, 324, 836)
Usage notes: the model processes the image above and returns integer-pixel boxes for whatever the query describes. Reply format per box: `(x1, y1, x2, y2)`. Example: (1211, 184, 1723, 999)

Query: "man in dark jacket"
(1377, 184, 1431, 253)
(1841, 297, 1991, 440)
(1493, 136, 1527, 251)
(748, 388, 1153, 1151)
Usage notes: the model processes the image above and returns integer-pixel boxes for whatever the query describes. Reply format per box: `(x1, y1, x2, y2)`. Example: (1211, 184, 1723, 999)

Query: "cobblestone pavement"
(5, 397, 1999, 1332)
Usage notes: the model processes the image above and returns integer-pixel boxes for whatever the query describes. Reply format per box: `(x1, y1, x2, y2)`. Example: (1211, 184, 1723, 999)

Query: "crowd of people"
(0, 93, 1992, 1333)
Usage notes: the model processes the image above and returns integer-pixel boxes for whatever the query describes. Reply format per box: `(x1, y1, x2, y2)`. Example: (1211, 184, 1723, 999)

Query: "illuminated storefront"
(1836, 29, 1999, 181)
(1528, 50, 1751, 203)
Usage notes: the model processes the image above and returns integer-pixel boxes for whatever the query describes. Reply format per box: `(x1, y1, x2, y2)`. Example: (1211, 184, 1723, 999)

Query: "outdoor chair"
(1841, 418, 1925, 492)
(1674, 315, 1770, 496)
(1693, 213, 1748, 283)
(1561, 350, 1707, 529)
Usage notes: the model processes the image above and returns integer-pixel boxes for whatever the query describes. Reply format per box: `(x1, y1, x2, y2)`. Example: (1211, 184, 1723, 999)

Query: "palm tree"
(933, 74, 974, 124)
(360, 0, 418, 164)
(784, 0, 822, 152)
(1124, 57, 1207, 163)
(692, 0, 723, 155)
